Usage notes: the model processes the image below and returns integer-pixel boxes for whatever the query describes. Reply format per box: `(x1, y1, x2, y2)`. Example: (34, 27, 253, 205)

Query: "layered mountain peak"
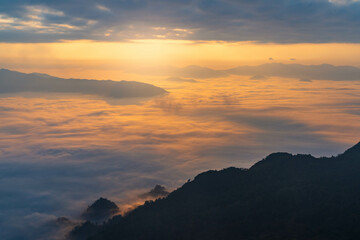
(140, 185, 170, 199)
(81, 198, 119, 223)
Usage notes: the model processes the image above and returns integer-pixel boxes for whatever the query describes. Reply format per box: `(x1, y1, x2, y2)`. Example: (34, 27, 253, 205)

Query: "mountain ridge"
(70, 142, 360, 240)
(0, 68, 167, 99)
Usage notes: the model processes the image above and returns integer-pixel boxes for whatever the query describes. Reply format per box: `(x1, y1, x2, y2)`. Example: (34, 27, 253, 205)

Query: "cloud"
(1, 211, 75, 240)
(96, 5, 111, 13)
(194, 107, 346, 158)
(0, 0, 360, 43)
(0, 148, 170, 239)
(127, 65, 228, 79)
(330, 0, 360, 5)
(299, 78, 312, 82)
(165, 77, 197, 83)
(0, 123, 33, 135)
(0, 5, 91, 39)
(0, 66, 358, 239)
(175, 65, 228, 79)
(250, 75, 268, 80)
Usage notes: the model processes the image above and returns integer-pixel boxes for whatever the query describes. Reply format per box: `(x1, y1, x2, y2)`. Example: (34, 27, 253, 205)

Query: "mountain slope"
(0, 69, 167, 98)
(73, 142, 360, 240)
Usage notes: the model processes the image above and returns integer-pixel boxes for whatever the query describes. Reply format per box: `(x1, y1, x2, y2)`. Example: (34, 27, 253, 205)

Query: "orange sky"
(0, 40, 360, 80)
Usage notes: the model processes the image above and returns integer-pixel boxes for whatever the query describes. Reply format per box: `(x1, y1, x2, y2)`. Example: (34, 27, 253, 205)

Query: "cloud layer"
(0, 0, 360, 43)
(1, 65, 360, 239)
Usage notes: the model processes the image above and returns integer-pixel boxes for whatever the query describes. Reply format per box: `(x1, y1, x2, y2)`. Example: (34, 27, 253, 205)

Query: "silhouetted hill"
(70, 221, 102, 240)
(0, 68, 167, 98)
(81, 198, 119, 223)
(71, 142, 360, 240)
(140, 185, 170, 199)
(340, 142, 360, 158)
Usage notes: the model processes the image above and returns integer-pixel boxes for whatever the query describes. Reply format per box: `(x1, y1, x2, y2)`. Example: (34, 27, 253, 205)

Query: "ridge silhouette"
(0, 68, 167, 98)
(81, 198, 119, 223)
(70, 142, 360, 240)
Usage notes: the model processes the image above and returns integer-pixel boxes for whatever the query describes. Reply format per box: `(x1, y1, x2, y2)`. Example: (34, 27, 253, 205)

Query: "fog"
(1, 66, 360, 239)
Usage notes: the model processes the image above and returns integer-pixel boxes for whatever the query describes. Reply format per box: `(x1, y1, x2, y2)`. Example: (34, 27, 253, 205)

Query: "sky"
(0, 0, 360, 43)
(1, 0, 360, 239)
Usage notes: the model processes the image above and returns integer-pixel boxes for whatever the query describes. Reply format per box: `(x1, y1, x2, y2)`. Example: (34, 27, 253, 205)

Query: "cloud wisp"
(165, 77, 198, 83)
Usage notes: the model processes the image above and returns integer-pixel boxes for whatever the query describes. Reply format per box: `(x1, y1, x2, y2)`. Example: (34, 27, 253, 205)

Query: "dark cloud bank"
(0, 0, 360, 43)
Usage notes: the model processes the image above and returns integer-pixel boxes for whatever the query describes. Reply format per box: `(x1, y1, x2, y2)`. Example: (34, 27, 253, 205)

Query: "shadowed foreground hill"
(72, 143, 360, 240)
(0, 69, 167, 98)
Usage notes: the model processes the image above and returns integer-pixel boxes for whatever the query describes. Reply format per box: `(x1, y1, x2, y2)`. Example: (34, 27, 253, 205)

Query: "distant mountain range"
(156, 63, 360, 81)
(0, 69, 167, 98)
(70, 142, 360, 240)
(226, 63, 360, 81)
